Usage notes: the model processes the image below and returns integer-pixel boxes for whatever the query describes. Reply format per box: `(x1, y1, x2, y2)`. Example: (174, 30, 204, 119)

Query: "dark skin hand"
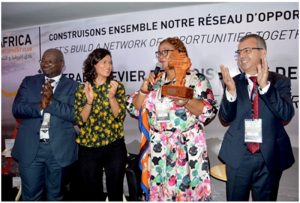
(40, 80, 53, 109)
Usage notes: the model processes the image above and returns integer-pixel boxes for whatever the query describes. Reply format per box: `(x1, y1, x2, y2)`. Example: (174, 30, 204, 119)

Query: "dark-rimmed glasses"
(235, 47, 263, 56)
(155, 50, 174, 58)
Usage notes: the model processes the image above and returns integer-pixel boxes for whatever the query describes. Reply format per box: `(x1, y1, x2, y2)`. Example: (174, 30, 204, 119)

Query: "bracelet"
(178, 98, 189, 106)
(184, 99, 190, 106)
(86, 102, 92, 105)
(139, 89, 150, 95)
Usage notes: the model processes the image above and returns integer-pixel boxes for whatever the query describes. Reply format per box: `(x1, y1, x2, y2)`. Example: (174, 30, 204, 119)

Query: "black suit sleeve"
(12, 77, 42, 119)
(260, 74, 294, 123)
(218, 89, 238, 126)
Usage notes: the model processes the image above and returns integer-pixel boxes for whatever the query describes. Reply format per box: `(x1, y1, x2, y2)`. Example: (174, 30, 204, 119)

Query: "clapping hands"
(220, 64, 236, 96)
(257, 56, 269, 88)
(108, 80, 119, 99)
(84, 82, 94, 104)
(40, 80, 53, 109)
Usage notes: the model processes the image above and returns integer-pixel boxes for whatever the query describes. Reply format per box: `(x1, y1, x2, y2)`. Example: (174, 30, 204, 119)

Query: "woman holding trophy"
(127, 37, 218, 201)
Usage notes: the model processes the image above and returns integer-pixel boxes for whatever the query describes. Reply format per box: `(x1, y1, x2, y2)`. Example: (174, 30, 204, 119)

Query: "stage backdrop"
(2, 2, 299, 153)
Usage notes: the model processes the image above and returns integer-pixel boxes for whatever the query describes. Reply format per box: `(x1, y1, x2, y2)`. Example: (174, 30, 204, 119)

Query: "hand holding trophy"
(161, 51, 193, 99)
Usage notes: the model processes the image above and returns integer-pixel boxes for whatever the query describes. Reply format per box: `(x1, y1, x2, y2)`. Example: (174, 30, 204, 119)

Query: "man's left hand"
(257, 56, 269, 88)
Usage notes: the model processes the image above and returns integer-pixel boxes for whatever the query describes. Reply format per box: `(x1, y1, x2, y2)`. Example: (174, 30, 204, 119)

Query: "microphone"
(148, 63, 161, 91)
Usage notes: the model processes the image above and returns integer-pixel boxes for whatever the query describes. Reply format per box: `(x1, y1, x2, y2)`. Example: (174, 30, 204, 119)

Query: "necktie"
(247, 76, 260, 154)
(46, 79, 55, 89)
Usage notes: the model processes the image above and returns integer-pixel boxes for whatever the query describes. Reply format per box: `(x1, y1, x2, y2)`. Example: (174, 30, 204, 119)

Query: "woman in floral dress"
(74, 48, 127, 201)
(127, 37, 218, 201)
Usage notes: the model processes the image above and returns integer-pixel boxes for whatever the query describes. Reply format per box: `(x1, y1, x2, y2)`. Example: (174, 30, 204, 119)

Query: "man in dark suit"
(218, 34, 294, 201)
(12, 48, 79, 200)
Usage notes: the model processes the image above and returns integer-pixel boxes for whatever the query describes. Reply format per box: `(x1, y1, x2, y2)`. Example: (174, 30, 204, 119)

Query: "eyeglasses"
(39, 60, 61, 66)
(235, 47, 263, 56)
(155, 49, 174, 58)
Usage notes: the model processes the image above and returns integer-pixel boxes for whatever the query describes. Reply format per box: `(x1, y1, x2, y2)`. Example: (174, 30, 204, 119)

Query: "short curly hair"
(159, 37, 188, 56)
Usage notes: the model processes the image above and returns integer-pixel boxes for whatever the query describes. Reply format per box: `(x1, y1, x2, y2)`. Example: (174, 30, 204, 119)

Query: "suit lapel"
(237, 74, 252, 111)
(258, 72, 274, 117)
(36, 75, 45, 99)
(53, 76, 66, 97)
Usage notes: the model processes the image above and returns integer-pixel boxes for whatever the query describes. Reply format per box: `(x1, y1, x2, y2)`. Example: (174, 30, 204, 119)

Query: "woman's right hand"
(133, 72, 156, 110)
(140, 72, 156, 92)
(84, 82, 94, 104)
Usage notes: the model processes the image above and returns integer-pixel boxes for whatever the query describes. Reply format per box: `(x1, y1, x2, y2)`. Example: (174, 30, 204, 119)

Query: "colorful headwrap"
(138, 106, 150, 200)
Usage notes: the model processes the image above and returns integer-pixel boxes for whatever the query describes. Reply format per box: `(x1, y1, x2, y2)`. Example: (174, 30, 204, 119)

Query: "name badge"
(156, 100, 170, 123)
(40, 113, 51, 139)
(41, 113, 51, 130)
(245, 119, 262, 143)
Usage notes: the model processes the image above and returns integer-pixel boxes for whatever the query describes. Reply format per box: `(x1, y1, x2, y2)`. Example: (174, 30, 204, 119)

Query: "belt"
(40, 138, 50, 143)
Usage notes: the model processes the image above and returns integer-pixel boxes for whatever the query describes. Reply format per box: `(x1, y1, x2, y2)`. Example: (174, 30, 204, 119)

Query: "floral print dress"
(127, 70, 218, 201)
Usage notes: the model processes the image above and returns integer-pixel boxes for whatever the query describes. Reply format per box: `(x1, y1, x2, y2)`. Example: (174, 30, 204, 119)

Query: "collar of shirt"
(45, 74, 62, 91)
(45, 74, 62, 85)
(245, 73, 258, 82)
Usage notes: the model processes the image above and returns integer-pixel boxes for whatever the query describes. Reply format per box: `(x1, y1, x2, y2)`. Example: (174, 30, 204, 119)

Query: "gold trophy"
(161, 51, 193, 99)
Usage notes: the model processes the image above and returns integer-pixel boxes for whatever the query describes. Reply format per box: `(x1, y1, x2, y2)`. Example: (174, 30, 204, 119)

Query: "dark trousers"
(78, 138, 127, 201)
(226, 150, 282, 201)
(19, 143, 63, 201)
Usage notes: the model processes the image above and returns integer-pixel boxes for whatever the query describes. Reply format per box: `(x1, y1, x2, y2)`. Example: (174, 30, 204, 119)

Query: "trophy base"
(161, 85, 193, 99)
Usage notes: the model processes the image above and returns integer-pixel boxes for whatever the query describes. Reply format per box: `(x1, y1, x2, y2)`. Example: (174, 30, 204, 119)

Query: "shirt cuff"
(225, 89, 237, 102)
(258, 81, 271, 95)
